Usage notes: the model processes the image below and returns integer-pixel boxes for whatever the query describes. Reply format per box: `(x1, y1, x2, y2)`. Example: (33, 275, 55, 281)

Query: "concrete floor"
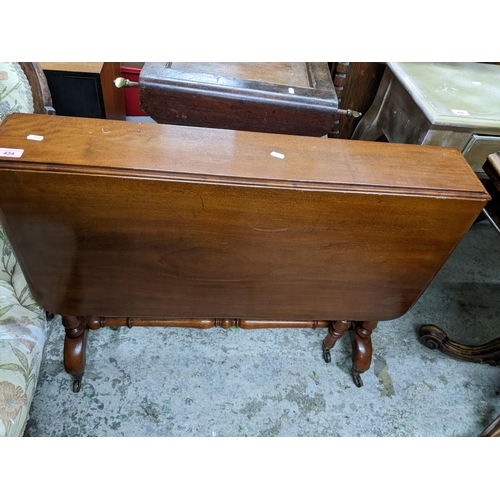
(25, 220, 500, 436)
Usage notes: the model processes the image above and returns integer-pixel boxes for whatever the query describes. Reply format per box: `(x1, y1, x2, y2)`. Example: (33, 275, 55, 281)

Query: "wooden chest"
(138, 62, 338, 136)
(0, 113, 489, 389)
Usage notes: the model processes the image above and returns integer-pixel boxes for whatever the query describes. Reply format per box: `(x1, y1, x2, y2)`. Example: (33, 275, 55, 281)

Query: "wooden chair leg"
(418, 324, 500, 436)
(418, 324, 500, 366)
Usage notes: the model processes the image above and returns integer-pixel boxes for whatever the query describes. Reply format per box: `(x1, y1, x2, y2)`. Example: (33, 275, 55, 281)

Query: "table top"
(0, 113, 488, 200)
(140, 62, 335, 100)
(162, 62, 314, 88)
(389, 62, 500, 130)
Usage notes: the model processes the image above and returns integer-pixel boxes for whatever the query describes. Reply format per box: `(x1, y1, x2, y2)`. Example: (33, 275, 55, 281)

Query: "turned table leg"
(349, 321, 377, 387)
(322, 320, 377, 387)
(322, 320, 351, 363)
(62, 315, 88, 393)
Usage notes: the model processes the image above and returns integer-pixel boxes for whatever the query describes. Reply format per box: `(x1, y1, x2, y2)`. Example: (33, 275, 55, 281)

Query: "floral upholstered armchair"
(0, 62, 54, 119)
(0, 62, 53, 436)
(0, 226, 46, 436)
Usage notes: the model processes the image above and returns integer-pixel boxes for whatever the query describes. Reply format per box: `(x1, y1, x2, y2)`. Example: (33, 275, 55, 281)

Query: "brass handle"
(337, 108, 362, 118)
(113, 77, 138, 89)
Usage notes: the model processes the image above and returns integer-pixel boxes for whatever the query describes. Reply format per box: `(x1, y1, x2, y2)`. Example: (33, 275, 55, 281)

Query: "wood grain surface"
(0, 114, 489, 322)
(168, 62, 313, 88)
(138, 62, 337, 136)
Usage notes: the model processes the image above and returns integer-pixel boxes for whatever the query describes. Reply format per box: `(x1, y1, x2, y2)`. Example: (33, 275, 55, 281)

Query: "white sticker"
(27, 134, 44, 141)
(271, 151, 285, 159)
(288, 87, 295, 94)
(0, 148, 24, 158)
(451, 109, 470, 116)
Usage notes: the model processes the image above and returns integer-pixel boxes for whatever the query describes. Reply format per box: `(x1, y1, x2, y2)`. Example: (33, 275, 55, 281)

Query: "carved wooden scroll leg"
(62, 315, 89, 393)
(480, 414, 500, 437)
(418, 324, 500, 366)
(349, 321, 377, 387)
(418, 324, 500, 437)
(322, 320, 351, 363)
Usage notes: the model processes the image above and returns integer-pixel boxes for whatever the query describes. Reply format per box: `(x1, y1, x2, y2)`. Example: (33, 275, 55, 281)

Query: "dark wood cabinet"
(40, 62, 126, 120)
(139, 62, 338, 136)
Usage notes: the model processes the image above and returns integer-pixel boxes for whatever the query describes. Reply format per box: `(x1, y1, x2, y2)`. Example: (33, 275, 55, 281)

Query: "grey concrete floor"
(25, 220, 500, 436)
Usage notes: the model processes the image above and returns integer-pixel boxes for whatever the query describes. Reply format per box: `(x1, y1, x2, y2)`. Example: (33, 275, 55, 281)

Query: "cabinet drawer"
(462, 134, 500, 178)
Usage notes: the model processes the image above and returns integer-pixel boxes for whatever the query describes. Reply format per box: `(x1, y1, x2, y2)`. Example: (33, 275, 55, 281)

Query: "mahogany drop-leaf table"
(0, 113, 489, 391)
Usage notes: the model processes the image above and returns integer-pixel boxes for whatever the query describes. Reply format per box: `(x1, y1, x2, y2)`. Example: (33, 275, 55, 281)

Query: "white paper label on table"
(0, 148, 24, 158)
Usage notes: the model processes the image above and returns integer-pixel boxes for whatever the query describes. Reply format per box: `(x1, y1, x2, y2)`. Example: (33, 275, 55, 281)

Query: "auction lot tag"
(0, 148, 24, 158)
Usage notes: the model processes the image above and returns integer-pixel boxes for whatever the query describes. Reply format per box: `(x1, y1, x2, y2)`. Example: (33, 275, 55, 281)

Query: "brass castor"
(352, 368, 363, 388)
(322, 342, 332, 363)
(72, 375, 82, 393)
